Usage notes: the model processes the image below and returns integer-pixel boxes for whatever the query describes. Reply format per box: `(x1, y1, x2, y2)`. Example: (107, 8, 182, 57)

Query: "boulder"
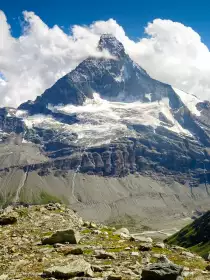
(158, 255, 171, 264)
(141, 253, 151, 265)
(155, 242, 165, 249)
(138, 243, 152, 251)
(91, 265, 103, 272)
(141, 263, 183, 280)
(0, 216, 17, 226)
(42, 229, 81, 245)
(42, 259, 93, 278)
(114, 228, 130, 236)
(58, 246, 83, 255)
(119, 232, 130, 239)
(67, 247, 83, 255)
(130, 235, 153, 243)
(181, 251, 194, 258)
(89, 222, 97, 229)
(125, 247, 131, 250)
(95, 250, 116, 259)
(131, 251, 139, 256)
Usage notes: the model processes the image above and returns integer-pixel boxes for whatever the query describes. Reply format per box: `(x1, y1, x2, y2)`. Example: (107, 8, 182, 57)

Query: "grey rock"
(42, 259, 93, 278)
(130, 236, 153, 243)
(131, 252, 139, 256)
(141, 253, 151, 265)
(0, 216, 17, 226)
(114, 228, 130, 236)
(181, 251, 194, 258)
(155, 242, 165, 249)
(95, 250, 116, 259)
(69, 248, 83, 255)
(88, 222, 98, 229)
(42, 229, 81, 245)
(91, 265, 103, 272)
(138, 243, 152, 251)
(59, 247, 83, 255)
(158, 255, 171, 264)
(141, 263, 183, 280)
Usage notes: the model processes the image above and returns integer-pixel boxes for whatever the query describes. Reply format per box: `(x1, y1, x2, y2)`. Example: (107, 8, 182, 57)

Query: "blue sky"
(1, 0, 210, 46)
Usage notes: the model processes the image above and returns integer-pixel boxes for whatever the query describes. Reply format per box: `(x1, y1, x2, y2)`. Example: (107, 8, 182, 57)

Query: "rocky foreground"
(0, 204, 209, 280)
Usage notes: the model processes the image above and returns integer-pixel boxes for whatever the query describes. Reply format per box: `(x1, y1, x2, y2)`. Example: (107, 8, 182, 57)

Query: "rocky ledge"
(0, 203, 209, 279)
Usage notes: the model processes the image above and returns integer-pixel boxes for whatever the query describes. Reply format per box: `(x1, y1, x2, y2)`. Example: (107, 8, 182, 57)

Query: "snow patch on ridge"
(172, 87, 201, 116)
(145, 93, 152, 102)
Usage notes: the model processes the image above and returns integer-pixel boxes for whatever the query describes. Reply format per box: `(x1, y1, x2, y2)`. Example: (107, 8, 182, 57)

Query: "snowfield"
(14, 92, 194, 147)
(13, 87, 201, 147)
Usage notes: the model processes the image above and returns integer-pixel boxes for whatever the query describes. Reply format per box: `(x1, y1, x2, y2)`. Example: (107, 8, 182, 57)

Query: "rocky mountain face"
(0, 203, 210, 280)
(0, 35, 210, 226)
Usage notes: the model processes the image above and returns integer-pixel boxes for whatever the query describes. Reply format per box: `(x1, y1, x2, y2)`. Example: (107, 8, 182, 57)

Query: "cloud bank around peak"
(0, 11, 210, 107)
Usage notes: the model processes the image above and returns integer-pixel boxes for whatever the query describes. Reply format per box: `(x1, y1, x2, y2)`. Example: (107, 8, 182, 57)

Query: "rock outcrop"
(142, 263, 183, 280)
(0, 216, 17, 226)
(42, 229, 81, 245)
(42, 259, 94, 278)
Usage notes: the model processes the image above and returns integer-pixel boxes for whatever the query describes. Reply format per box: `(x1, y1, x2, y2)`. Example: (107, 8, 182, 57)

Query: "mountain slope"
(165, 211, 210, 258)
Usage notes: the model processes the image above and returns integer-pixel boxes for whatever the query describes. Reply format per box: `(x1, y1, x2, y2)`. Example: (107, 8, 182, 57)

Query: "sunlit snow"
(172, 87, 201, 116)
(48, 93, 191, 145)
(18, 92, 194, 147)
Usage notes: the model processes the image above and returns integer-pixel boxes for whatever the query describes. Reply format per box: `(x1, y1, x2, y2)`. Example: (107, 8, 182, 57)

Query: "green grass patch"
(83, 249, 94, 255)
(81, 229, 91, 234)
(42, 231, 53, 237)
(165, 211, 210, 258)
(108, 234, 121, 241)
(16, 207, 29, 217)
(168, 253, 206, 270)
(100, 227, 113, 234)
(39, 191, 62, 204)
(101, 260, 112, 265)
(107, 247, 123, 253)
(152, 247, 171, 255)
(189, 242, 210, 258)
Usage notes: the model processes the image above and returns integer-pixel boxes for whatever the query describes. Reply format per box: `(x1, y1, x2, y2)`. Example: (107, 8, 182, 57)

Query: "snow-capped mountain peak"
(0, 34, 210, 176)
(98, 34, 126, 58)
(0, 35, 210, 230)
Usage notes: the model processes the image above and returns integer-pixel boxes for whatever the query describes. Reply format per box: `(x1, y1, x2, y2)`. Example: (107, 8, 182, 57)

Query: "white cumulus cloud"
(0, 11, 210, 107)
